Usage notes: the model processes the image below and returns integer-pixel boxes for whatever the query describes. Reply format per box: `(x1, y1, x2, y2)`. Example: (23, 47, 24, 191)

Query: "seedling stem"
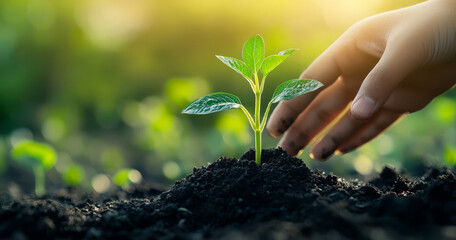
(34, 166, 45, 196)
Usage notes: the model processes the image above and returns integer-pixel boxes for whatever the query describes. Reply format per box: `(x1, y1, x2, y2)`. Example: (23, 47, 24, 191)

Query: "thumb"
(350, 40, 424, 120)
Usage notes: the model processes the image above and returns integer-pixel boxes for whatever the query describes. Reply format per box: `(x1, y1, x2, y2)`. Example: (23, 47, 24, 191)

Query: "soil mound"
(1, 148, 456, 239)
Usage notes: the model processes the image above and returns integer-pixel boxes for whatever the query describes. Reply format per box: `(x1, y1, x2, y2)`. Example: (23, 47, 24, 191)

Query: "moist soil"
(1, 148, 456, 240)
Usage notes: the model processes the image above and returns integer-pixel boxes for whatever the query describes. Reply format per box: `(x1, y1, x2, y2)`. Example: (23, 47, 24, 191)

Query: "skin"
(267, 0, 456, 161)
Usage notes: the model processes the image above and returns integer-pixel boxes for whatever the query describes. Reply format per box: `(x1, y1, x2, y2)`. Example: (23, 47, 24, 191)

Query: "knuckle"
(345, 17, 376, 39)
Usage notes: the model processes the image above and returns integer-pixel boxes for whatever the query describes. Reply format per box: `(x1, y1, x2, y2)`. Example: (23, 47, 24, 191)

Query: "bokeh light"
(92, 174, 111, 193)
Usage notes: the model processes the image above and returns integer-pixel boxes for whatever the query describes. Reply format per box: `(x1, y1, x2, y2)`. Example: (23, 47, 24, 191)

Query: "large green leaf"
(11, 140, 57, 171)
(182, 92, 242, 114)
(216, 56, 252, 79)
(242, 35, 264, 72)
(271, 79, 323, 103)
(260, 49, 297, 76)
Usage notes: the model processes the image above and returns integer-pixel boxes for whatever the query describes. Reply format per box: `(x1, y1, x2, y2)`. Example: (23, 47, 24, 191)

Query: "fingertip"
(266, 126, 281, 139)
(334, 150, 343, 155)
(266, 115, 286, 139)
(267, 101, 304, 139)
(338, 144, 357, 154)
(350, 96, 376, 120)
(278, 135, 301, 157)
(310, 151, 330, 162)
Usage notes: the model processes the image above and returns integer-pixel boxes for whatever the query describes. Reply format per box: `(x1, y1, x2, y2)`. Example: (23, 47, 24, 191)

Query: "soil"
(1, 148, 456, 240)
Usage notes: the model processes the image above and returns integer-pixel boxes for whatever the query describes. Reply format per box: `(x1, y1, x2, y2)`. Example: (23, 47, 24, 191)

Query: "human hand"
(267, 0, 456, 160)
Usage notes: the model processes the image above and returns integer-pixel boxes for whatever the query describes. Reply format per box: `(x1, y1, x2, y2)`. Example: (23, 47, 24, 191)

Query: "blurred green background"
(1, 0, 455, 193)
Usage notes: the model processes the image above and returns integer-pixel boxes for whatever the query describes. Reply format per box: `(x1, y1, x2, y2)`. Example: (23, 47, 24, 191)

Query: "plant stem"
(254, 72, 260, 90)
(255, 129, 262, 165)
(260, 101, 273, 131)
(244, 76, 256, 93)
(240, 105, 255, 130)
(254, 72, 262, 165)
(259, 75, 266, 93)
(34, 167, 45, 196)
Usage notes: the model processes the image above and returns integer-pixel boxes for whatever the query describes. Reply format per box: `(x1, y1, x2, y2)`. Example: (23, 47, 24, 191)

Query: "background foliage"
(1, 0, 454, 192)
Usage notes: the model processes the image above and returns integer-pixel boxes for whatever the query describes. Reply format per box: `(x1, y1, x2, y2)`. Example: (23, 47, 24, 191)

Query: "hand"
(267, 0, 456, 160)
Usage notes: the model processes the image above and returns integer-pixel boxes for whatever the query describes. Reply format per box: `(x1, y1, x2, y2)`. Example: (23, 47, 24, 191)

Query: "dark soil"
(1, 148, 456, 240)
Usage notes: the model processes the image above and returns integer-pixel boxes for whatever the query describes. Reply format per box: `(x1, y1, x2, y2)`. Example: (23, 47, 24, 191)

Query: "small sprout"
(183, 35, 323, 164)
(11, 140, 57, 196)
(63, 164, 85, 186)
(113, 168, 142, 189)
(444, 146, 456, 166)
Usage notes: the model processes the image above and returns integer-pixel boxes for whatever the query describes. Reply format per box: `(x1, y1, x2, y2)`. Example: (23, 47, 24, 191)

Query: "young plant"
(63, 164, 85, 187)
(11, 140, 57, 196)
(182, 35, 323, 165)
(112, 168, 142, 189)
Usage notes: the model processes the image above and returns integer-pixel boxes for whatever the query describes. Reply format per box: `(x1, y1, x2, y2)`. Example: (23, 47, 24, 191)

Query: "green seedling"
(63, 164, 85, 186)
(11, 140, 57, 196)
(183, 35, 323, 164)
(113, 168, 142, 189)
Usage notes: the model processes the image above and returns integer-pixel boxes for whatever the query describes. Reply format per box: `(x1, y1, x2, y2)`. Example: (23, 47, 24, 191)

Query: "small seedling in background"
(63, 164, 85, 186)
(444, 146, 456, 166)
(183, 35, 323, 164)
(11, 140, 57, 196)
(113, 168, 142, 189)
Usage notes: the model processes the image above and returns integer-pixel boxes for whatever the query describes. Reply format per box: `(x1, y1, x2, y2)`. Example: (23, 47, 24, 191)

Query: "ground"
(1, 148, 456, 240)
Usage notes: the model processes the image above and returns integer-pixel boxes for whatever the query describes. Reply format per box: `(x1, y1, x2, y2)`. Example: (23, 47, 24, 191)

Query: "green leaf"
(271, 79, 323, 103)
(242, 35, 264, 72)
(261, 49, 297, 76)
(113, 169, 131, 188)
(444, 146, 456, 166)
(216, 56, 252, 79)
(182, 93, 242, 114)
(63, 164, 85, 186)
(278, 48, 297, 56)
(260, 55, 288, 76)
(113, 168, 142, 188)
(11, 140, 57, 171)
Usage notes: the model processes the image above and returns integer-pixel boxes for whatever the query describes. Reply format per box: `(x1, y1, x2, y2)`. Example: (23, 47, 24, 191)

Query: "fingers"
(336, 110, 403, 155)
(311, 109, 403, 160)
(278, 78, 354, 156)
(267, 20, 383, 138)
(310, 109, 372, 161)
(266, 45, 342, 138)
(350, 34, 425, 120)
